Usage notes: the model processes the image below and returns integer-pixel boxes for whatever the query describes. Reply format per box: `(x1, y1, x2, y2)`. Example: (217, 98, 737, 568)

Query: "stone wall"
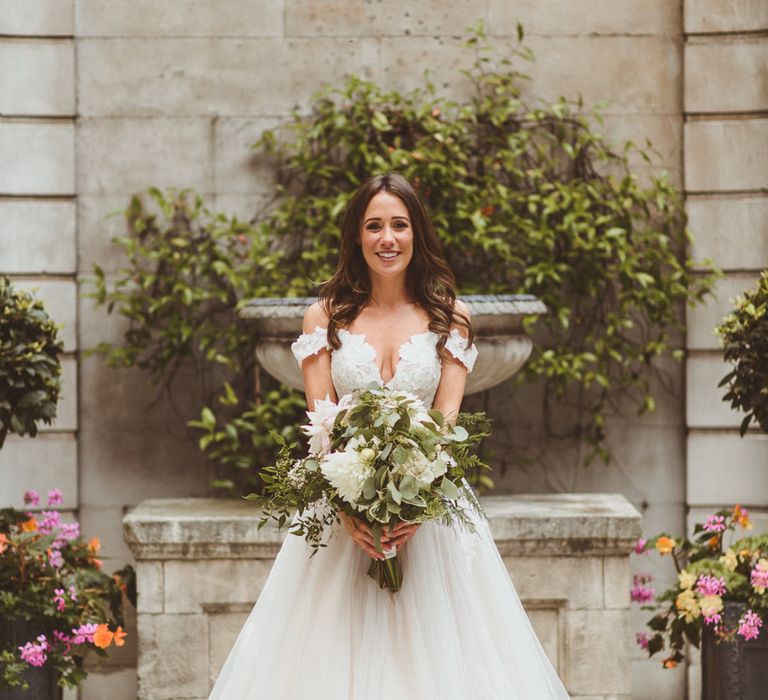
(123, 494, 641, 699)
(1, 1, 766, 698)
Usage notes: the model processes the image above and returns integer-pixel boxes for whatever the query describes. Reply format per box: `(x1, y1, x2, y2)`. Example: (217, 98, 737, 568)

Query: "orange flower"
(0, 533, 8, 554)
(88, 537, 101, 553)
(707, 535, 719, 550)
(733, 504, 753, 530)
(662, 657, 678, 669)
(655, 536, 675, 555)
(91, 558, 102, 569)
(93, 624, 114, 649)
(21, 517, 38, 532)
(113, 626, 127, 647)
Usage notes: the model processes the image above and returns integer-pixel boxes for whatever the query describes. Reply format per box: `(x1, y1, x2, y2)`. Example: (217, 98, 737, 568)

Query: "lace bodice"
(291, 326, 478, 407)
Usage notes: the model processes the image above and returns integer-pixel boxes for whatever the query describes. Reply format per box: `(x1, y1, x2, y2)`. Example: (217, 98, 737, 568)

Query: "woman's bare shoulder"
(302, 300, 330, 333)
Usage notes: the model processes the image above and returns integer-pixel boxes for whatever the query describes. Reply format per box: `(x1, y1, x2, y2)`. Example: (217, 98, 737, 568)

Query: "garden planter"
(702, 601, 768, 700)
(0, 619, 60, 700)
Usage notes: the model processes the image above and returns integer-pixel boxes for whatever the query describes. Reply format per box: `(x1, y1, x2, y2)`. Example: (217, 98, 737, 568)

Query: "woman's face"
(358, 191, 414, 279)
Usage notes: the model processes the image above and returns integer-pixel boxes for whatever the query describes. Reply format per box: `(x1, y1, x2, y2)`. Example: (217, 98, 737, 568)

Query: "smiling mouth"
(375, 251, 400, 259)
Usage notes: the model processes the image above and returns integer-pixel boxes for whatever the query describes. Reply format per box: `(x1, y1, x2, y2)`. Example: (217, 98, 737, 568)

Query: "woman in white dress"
(209, 173, 571, 699)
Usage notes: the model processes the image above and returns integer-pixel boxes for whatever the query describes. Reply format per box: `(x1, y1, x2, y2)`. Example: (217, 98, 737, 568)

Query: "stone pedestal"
(124, 493, 641, 699)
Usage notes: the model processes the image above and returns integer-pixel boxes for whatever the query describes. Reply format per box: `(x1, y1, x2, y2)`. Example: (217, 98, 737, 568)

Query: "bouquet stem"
(367, 552, 402, 593)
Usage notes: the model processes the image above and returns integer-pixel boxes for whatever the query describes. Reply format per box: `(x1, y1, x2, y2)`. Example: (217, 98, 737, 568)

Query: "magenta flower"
(703, 514, 726, 533)
(48, 549, 64, 569)
(635, 632, 650, 649)
(631, 574, 655, 604)
(704, 612, 722, 627)
(59, 521, 79, 541)
(37, 510, 61, 534)
(634, 538, 647, 554)
(47, 488, 63, 506)
(68, 584, 77, 601)
(53, 630, 73, 654)
(53, 588, 66, 612)
(19, 635, 49, 667)
(696, 574, 726, 597)
(737, 609, 763, 641)
(23, 490, 40, 506)
(71, 623, 98, 645)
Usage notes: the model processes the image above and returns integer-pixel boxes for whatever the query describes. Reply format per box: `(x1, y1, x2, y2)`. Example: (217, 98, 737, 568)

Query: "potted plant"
(631, 506, 768, 698)
(0, 488, 136, 697)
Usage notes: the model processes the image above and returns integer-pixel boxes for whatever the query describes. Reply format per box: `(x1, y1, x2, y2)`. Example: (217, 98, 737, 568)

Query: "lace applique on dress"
(444, 328, 478, 372)
(290, 326, 331, 365)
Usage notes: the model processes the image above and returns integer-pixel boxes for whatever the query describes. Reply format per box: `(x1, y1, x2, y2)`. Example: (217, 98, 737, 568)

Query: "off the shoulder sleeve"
(444, 328, 479, 373)
(290, 326, 331, 366)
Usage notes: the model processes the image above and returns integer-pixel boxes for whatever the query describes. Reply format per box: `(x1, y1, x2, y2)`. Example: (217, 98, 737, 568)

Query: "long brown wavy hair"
(318, 172, 472, 361)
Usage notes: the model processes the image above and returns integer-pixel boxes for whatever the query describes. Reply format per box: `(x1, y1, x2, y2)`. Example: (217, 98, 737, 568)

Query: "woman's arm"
(299, 302, 337, 411)
(431, 299, 472, 426)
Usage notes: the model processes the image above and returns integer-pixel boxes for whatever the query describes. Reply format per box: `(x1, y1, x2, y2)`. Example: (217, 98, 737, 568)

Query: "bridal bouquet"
(248, 386, 490, 593)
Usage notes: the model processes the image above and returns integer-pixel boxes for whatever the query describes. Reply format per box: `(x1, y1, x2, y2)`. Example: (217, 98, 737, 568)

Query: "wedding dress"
(208, 326, 571, 699)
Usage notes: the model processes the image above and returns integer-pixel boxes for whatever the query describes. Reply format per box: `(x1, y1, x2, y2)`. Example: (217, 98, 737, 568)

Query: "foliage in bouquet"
(716, 270, 768, 435)
(0, 490, 136, 690)
(249, 388, 491, 556)
(631, 505, 768, 668)
(0, 276, 63, 449)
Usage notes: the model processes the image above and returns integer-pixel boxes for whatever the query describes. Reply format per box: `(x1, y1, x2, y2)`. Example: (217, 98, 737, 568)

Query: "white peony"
(397, 447, 441, 487)
(302, 393, 352, 456)
(320, 448, 374, 504)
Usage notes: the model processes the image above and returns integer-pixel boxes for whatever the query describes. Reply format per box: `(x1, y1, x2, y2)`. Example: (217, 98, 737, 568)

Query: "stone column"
(125, 493, 641, 699)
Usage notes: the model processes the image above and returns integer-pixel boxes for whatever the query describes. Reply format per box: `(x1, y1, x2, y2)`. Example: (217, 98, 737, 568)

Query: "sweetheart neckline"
(336, 327, 436, 386)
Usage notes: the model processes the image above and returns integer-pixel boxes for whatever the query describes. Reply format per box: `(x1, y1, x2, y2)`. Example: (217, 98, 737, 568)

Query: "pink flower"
(704, 612, 723, 627)
(635, 632, 650, 649)
(68, 584, 77, 601)
(737, 609, 763, 641)
(696, 574, 726, 597)
(71, 623, 98, 645)
(631, 574, 655, 604)
(53, 630, 73, 654)
(750, 560, 768, 594)
(59, 521, 80, 541)
(634, 538, 647, 554)
(48, 548, 64, 569)
(703, 514, 726, 533)
(38, 510, 61, 534)
(23, 490, 40, 506)
(53, 588, 66, 612)
(47, 489, 63, 506)
(19, 635, 48, 667)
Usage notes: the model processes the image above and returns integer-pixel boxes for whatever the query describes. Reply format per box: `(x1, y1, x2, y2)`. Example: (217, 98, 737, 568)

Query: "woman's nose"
(381, 225, 395, 244)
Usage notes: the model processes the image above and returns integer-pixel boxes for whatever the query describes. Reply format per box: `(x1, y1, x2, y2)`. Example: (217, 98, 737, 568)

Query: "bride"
(209, 173, 570, 698)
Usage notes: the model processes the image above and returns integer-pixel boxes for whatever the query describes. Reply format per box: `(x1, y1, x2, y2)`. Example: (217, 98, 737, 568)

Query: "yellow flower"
(20, 517, 38, 533)
(739, 548, 752, 560)
(678, 569, 696, 590)
(700, 594, 723, 619)
(675, 589, 701, 623)
(720, 548, 738, 572)
(656, 536, 675, 555)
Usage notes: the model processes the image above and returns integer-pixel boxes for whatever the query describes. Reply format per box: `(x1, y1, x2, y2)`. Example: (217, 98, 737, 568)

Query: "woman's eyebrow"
(363, 216, 410, 224)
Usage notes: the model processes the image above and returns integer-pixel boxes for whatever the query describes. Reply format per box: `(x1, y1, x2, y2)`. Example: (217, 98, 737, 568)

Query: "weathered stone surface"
(525, 607, 563, 677)
(603, 557, 630, 609)
(163, 559, 274, 612)
(13, 277, 77, 351)
(0, 434, 78, 508)
(76, 194, 135, 274)
(687, 195, 768, 271)
(0, 200, 76, 273)
(688, 432, 768, 504)
(75, 0, 283, 37)
(0, 0, 74, 35)
(79, 503, 135, 570)
(208, 610, 250, 687)
(136, 613, 208, 699)
(0, 122, 75, 195)
(566, 609, 631, 694)
(285, 0, 476, 37)
(684, 119, 768, 192)
(595, 113, 682, 172)
(685, 0, 768, 33)
(77, 37, 378, 116)
(504, 555, 603, 608)
(136, 561, 163, 614)
(0, 40, 74, 116)
(487, 0, 679, 36)
(686, 352, 741, 428)
(79, 666, 137, 700)
(632, 655, 686, 700)
(685, 39, 768, 113)
(47, 356, 77, 432)
(77, 117, 214, 196)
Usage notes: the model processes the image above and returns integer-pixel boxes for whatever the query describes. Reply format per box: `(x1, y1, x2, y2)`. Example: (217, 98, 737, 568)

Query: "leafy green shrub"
(716, 270, 768, 435)
(88, 23, 718, 491)
(0, 277, 63, 449)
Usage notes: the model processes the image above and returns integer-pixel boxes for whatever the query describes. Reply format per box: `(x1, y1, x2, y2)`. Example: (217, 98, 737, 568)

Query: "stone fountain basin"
(239, 294, 547, 395)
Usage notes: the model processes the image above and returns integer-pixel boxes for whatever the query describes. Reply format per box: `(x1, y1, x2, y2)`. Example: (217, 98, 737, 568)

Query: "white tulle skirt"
(209, 492, 571, 699)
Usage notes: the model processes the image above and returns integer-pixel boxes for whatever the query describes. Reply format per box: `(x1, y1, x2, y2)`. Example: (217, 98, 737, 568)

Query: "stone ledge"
(124, 493, 641, 560)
